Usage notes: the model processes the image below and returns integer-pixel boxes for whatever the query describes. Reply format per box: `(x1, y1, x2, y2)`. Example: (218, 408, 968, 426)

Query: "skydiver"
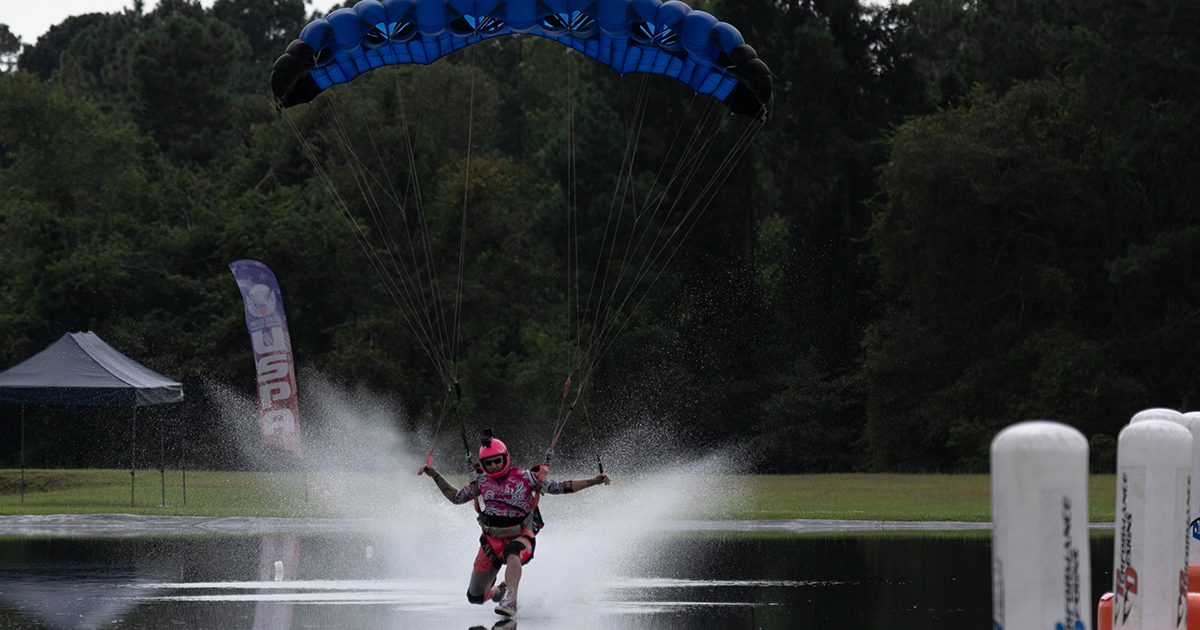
(418, 432, 611, 617)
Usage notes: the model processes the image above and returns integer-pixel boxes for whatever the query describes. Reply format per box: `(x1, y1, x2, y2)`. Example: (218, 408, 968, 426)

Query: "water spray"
(425, 380, 474, 473)
(546, 373, 604, 474)
(581, 402, 604, 475)
(546, 375, 575, 466)
(204, 375, 748, 624)
(424, 392, 452, 468)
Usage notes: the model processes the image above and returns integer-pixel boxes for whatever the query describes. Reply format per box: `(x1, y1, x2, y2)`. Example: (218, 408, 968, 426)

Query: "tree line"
(0, 0, 1195, 473)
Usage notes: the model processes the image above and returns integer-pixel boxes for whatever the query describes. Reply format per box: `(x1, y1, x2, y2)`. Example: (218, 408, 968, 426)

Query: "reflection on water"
(0, 532, 1115, 630)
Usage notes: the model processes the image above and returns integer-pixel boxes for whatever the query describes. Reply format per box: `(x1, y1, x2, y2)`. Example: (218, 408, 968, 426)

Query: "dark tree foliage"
(0, 24, 20, 74)
(865, 81, 1143, 471)
(16, 14, 106, 81)
(0, 0, 1196, 471)
(212, 0, 306, 64)
(864, 0, 1200, 471)
(128, 15, 248, 164)
(711, 0, 934, 471)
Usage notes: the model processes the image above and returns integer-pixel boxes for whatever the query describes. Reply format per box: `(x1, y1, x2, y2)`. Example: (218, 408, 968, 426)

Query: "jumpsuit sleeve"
(537, 475, 570, 495)
(452, 482, 481, 505)
(525, 468, 578, 495)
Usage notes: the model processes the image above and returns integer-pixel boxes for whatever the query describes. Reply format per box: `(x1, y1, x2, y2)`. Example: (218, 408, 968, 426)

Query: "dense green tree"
(127, 15, 249, 164)
(16, 14, 108, 81)
(212, 0, 306, 64)
(52, 12, 141, 112)
(0, 72, 153, 357)
(695, 0, 938, 470)
(0, 25, 19, 73)
(863, 81, 1125, 470)
(860, 0, 1200, 471)
(3, 0, 1198, 471)
(863, 76, 1197, 470)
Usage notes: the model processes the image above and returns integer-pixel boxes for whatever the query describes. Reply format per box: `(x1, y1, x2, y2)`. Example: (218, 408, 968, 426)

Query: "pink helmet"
(479, 435, 510, 478)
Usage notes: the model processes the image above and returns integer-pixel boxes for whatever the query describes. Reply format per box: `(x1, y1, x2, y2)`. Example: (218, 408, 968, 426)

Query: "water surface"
(0, 532, 1115, 629)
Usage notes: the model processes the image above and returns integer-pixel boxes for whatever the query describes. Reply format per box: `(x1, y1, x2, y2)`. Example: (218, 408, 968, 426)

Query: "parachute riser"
(544, 373, 603, 474)
(452, 383, 478, 476)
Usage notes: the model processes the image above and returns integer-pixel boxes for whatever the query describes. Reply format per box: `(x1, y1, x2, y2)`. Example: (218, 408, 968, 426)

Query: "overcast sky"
(1, 0, 345, 45)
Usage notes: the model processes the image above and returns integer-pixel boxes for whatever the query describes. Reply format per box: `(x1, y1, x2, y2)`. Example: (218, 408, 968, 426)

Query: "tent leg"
(180, 408, 187, 506)
(130, 407, 136, 508)
(159, 410, 166, 507)
(20, 405, 25, 504)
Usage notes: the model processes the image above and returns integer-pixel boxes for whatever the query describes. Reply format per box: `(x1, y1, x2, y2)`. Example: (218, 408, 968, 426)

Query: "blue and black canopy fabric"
(271, 0, 772, 119)
(0, 332, 184, 407)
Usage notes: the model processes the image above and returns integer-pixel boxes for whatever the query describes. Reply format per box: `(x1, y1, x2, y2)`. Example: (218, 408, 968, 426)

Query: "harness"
(476, 506, 545, 570)
(477, 509, 541, 539)
(474, 465, 549, 539)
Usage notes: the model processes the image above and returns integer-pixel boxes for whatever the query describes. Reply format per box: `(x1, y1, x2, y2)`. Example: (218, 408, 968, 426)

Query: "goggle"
(481, 455, 505, 468)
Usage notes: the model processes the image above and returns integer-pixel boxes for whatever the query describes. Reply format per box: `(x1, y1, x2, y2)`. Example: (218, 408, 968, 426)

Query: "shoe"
(494, 593, 517, 617)
(490, 581, 507, 603)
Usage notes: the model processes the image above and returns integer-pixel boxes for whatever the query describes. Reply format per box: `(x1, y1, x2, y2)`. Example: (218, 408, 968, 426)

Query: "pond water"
(0, 531, 1117, 630)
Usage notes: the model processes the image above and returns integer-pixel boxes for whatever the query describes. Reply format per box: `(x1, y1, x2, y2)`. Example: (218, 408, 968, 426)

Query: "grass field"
(0, 469, 1118, 522)
(0, 469, 322, 517)
(726, 474, 1116, 522)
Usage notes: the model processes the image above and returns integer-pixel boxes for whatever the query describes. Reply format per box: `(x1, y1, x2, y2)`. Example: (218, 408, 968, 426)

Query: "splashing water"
(206, 372, 750, 624)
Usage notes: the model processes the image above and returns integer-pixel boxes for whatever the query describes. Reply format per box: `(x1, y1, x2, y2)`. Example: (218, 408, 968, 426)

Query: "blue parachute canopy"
(271, 0, 772, 119)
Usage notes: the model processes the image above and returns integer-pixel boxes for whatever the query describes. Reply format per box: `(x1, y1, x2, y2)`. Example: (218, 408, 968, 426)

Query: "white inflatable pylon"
(991, 420, 1091, 630)
(1130, 408, 1185, 425)
(1180, 412, 1200, 571)
(1133, 411, 1200, 570)
(1109, 419, 1192, 630)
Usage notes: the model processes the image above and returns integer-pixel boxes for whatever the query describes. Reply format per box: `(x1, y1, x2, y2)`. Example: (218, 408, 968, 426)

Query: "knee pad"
(467, 591, 487, 605)
(502, 539, 528, 559)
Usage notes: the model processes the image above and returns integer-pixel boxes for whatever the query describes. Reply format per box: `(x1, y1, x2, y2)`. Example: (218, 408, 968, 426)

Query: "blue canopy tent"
(0, 332, 184, 506)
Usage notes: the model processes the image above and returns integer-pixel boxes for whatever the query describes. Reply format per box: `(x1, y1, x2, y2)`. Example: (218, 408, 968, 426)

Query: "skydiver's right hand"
(418, 464, 438, 476)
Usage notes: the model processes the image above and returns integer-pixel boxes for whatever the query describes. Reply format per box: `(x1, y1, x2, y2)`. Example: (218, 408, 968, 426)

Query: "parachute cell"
(271, 0, 772, 119)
